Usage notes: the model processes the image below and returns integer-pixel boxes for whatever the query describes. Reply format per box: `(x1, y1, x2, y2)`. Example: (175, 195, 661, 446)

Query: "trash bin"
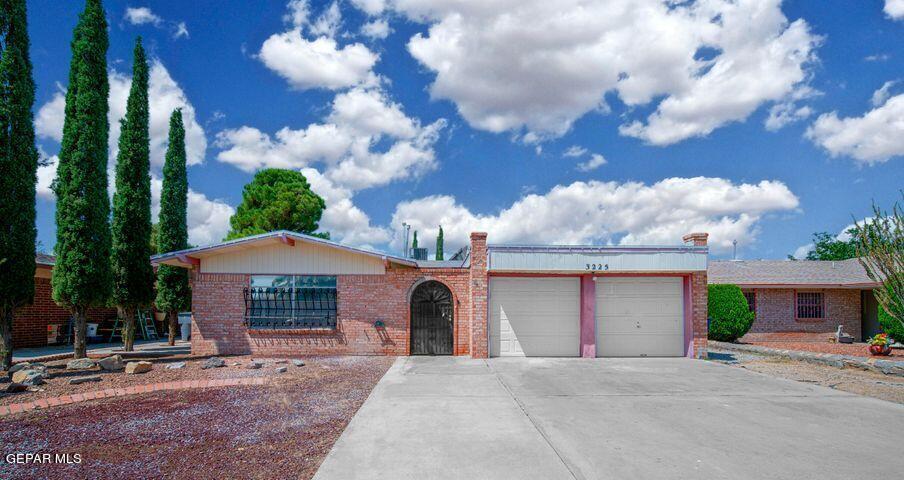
(87, 323, 99, 337)
(178, 313, 192, 341)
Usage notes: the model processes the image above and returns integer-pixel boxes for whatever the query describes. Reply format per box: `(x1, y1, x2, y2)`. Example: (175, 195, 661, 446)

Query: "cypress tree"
(412, 231, 418, 250)
(53, 0, 111, 359)
(435, 225, 444, 260)
(111, 38, 154, 351)
(156, 110, 191, 345)
(0, 0, 38, 370)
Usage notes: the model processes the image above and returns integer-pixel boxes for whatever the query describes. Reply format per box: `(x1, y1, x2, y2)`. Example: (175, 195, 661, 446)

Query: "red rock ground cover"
(0, 356, 395, 480)
(746, 341, 901, 359)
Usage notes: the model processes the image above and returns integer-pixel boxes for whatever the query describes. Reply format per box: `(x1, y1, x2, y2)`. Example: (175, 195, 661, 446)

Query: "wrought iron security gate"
(410, 281, 453, 355)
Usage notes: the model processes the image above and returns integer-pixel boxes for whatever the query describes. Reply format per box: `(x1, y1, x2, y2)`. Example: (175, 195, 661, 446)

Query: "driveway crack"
(488, 360, 583, 480)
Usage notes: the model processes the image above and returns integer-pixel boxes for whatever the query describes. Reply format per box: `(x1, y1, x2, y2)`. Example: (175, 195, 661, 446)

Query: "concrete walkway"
(314, 356, 904, 480)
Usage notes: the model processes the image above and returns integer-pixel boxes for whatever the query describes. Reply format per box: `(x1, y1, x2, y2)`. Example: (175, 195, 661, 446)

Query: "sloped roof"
(151, 230, 417, 269)
(708, 258, 879, 288)
(36, 253, 55, 266)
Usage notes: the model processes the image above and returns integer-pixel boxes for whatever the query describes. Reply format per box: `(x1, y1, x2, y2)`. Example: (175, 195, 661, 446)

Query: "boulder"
(246, 361, 263, 370)
(5, 383, 27, 393)
(66, 358, 97, 370)
(9, 362, 31, 374)
(12, 369, 45, 386)
(275, 366, 288, 373)
(125, 361, 153, 374)
(69, 375, 102, 385)
(166, 362, 187, 370)
(291, 359, 305, 367)
(97, 355, 125, 371)
(201, 357, 225, 369)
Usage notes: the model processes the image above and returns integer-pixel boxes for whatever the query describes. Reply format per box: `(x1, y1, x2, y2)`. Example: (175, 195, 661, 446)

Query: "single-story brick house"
(151, 231, 711, 359)
(12, 254, 118, 348)
(708, 259, 882, 342)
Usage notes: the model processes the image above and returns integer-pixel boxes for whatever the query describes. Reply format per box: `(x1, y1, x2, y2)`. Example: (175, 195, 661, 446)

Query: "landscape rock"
(246, 361, 263, 370)
(97, 355, 125, 371)
(9, 362, 31, 374)
(273, 359, 288, 365)
(66, 358, 97, 370)
(201, 357, 225, 369)
(5, 383, 27, 393)
(125, 361, 153, 374)
(12, 369, 45, 386)
(291, 359, 305, 367)
(166, 362, 187, 370)
(69, 375, 102, 385)
(275, 366, 288, 373)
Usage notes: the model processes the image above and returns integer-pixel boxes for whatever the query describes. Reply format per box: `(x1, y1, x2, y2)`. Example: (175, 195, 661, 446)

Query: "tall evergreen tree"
(156, 110, 191, 345)
(52, 0, 111, 359)
(412, 231, 418, 250)
(111, 38, 154, 351)
(0, 0, 38, 369)
(435, 225, 444, 260)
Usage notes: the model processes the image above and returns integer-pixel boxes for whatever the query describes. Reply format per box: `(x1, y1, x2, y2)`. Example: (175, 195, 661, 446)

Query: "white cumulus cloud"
(368, 0, 819, 145)
(216, 87, 445, 246)
(124, 7, 162, 26)
(361, 19, 391, 39)
(391, 177, 800, 255)
(805, 88, 904, 164)
(259, 1, 378, 90)
(576, 153, 607, 172)
(886, 0, 904, 20)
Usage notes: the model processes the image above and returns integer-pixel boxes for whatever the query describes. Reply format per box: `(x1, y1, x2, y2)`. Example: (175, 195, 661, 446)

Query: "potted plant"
(867, 333, 892, 356)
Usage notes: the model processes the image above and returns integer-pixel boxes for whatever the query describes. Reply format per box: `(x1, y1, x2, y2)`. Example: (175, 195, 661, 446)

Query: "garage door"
(596, 277, 684, 357)
(489, 277, 580, 357)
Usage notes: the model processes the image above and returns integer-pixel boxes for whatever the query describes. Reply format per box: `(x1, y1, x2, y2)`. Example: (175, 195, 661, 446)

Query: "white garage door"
(489, 277, 580, 357)
(596, 277, 685, 357)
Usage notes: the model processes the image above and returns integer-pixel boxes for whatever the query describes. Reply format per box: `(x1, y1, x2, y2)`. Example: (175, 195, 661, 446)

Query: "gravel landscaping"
(709, 350, 904, 405)
(745, 341, 902, 359)
(0, 355, 320, 407)
(0, 355, 395, 480)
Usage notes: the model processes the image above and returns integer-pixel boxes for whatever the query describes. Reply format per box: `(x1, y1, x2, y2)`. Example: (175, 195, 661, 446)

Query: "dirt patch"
(710, 350, 904, 405)
(744, 341, 902, 359)
(0, 356, 395, 480)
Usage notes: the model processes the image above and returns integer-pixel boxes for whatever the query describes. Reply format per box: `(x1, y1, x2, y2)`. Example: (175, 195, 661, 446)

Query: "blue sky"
(30, 0, 904, 259)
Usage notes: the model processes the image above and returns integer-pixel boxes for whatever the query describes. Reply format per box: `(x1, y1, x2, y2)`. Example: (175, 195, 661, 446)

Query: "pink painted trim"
(683, 276, 693, 358)
(580, 275, 596, 358)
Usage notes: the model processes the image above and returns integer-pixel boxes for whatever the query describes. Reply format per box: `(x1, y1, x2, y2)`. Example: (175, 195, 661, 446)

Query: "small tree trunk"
(122, 307, 136, 352)
(0, 306, 14, 371)
(73, 306, 88, 359)
(167, 310, 178, 346)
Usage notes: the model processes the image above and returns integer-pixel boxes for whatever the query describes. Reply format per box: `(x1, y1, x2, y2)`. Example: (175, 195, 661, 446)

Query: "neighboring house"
(708, 259, 882, 342)
(13, 254, 118, 348)
(151, 231, 711, 359)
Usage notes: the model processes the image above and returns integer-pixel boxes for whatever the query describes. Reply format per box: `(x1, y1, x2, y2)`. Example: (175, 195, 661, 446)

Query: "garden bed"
(0, 355, 395, 479)
(744, 341, 901, 359)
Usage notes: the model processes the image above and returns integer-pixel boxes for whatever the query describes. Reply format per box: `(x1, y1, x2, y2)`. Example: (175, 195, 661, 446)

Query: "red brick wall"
(741, 288, 861, 342)
(13, 276, 119, 348)
(691, 271, 708, 358)
(189, 268, 471, 357)
(468, 233, 489, 359)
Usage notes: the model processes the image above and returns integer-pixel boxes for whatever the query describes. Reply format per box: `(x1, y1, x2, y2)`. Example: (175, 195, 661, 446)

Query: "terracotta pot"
(868, 344, 892, 356)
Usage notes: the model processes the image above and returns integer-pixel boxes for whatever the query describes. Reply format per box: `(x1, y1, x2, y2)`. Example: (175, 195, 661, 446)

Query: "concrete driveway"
(314, 357, 904, 480)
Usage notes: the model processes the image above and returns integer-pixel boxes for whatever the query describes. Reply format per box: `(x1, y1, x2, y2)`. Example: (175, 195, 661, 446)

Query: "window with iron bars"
(796, 291, 824, 320)
(244, 275, 337, 329)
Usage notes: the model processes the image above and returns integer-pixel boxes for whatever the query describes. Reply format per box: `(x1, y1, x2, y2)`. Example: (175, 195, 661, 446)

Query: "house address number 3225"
(585, 263, 609, 271)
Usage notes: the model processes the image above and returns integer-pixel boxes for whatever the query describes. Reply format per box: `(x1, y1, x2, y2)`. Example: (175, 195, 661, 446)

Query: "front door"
(410, 281, 454, 355)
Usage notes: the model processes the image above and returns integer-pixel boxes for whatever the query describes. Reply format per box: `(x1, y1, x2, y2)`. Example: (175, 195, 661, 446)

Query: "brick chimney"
(682, 232, 709, 247)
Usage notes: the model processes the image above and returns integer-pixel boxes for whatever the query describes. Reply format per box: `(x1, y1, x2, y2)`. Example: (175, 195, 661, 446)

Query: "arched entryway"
(410, 280, 454, 355)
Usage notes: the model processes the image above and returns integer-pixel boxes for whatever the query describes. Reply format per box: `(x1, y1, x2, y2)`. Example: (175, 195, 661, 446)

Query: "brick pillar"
(691, 270, 708, 359)
(682, 232, 709, 247)
(580, 275, 596, 358)
(469, 232, 489, 359)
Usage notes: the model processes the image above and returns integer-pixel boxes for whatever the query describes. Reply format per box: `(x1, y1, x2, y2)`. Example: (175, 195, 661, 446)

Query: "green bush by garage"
(707, 284, 755, 342)
(878, 306, 904, 344)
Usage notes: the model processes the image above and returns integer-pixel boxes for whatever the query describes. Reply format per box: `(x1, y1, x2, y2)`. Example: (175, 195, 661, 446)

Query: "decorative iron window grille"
(742, 290, 756, 314)
(244, 276, 337, 329)
(796, 291, 824, 319)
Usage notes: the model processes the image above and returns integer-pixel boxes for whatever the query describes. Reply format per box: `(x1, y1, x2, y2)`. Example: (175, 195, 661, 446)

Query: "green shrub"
(707, 284, 755, 342)
(878, 306, 904, 344)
